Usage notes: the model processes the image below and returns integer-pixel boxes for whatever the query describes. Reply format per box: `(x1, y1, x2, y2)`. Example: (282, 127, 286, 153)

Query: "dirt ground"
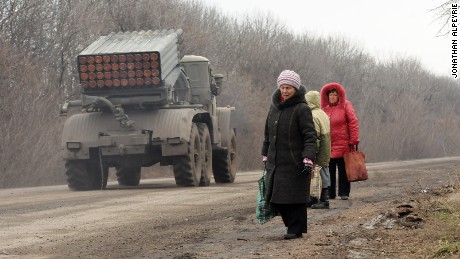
(1, 157, 460, 259)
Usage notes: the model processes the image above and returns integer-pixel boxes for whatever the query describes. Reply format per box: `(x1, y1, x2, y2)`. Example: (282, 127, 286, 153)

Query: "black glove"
(302, 164, 312, 174)
(349, 145, 357, 151)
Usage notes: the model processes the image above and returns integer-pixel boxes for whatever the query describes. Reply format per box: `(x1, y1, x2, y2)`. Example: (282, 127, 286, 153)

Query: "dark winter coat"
(261, 86, 317, 204)
(320, 83, 360, 158)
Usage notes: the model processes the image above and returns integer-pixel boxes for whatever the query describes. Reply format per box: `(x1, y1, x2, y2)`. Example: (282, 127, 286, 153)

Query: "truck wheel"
(66, 160, 108, 191)
(197, 123, 212, 186)
(116, 166, 141, 186)
(213, 129, 237, 183)
(173, 123, 202, 187)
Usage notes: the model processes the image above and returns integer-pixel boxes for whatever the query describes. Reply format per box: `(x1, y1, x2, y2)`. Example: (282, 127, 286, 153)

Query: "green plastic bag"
(256, 168, 280, 224)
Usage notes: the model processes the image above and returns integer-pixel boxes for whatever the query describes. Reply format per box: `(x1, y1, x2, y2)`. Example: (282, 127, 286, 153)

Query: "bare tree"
(431, 0, 457, 36)
(1, 0, 460, 188)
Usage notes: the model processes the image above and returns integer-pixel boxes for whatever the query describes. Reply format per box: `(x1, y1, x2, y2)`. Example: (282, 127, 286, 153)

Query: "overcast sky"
(201, 0, 454, 77)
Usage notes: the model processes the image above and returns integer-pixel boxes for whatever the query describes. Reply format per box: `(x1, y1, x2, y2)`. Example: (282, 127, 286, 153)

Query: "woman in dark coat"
(261, 70, 317, 239)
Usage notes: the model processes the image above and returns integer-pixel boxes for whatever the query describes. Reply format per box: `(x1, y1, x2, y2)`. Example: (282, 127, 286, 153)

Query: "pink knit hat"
(277, 70, 301, 90)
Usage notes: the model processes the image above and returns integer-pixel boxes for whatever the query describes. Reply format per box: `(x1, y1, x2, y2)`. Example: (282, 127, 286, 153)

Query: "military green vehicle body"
(60, 29, 236, 190)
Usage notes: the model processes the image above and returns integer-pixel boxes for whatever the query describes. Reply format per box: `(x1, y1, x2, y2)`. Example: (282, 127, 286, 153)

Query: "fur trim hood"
(320, 82, 347, 109)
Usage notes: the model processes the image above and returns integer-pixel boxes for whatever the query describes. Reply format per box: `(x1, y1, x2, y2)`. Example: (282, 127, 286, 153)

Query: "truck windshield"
(183, 62, 210, 87)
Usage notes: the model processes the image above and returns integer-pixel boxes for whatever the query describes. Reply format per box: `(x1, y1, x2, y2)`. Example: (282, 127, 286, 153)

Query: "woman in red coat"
(320, 83, 359, 200)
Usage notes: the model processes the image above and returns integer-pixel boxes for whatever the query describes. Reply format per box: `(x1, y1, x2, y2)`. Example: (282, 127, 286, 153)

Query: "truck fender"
(61, 112, 120, 159)
(216, 107, 234, 148)
(136, 108, 206, 157)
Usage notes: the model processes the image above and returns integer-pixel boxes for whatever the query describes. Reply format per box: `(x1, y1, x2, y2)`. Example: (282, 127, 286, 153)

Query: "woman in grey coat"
(305, 91, 332, 209)
(261, 70, 317, 239)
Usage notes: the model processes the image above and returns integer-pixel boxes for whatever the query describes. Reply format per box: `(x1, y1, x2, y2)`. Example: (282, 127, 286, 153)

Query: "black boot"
(312, 188, 329, 209)
(328, 186, 336, 199)
(306, 196, 318, 208)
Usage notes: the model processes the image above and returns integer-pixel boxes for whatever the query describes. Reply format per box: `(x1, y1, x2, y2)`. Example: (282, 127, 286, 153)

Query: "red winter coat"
(320, 83, 359, 158)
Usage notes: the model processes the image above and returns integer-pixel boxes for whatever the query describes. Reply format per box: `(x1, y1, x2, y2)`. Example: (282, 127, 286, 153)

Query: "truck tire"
(173, 123, 202, 187)
(213, 129, 237, 183)
(197, 123, 212, 186)
(66, 159, 108, 191)
(116, 166, 141, 186)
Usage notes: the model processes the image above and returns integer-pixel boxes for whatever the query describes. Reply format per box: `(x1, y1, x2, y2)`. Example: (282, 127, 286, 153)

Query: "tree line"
(1, 0, 459, 188)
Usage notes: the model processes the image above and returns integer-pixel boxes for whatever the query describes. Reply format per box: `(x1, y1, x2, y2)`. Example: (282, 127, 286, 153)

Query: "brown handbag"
(343, 145, 368, 182)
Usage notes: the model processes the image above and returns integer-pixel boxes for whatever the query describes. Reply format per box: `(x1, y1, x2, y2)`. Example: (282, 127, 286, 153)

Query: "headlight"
(67, 142, 82, 150)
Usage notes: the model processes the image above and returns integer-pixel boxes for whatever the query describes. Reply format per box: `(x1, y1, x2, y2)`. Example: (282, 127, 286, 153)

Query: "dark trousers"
(277, 203, 308, 234)
(328, 157, 350, 198)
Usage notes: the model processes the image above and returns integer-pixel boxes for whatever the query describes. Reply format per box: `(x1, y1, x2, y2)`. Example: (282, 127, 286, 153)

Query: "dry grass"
(300, 170, 460, 259)
(422, 195, 460, 258)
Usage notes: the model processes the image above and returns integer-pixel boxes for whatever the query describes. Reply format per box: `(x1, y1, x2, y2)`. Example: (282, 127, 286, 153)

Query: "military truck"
(59, 29, 237, 190)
